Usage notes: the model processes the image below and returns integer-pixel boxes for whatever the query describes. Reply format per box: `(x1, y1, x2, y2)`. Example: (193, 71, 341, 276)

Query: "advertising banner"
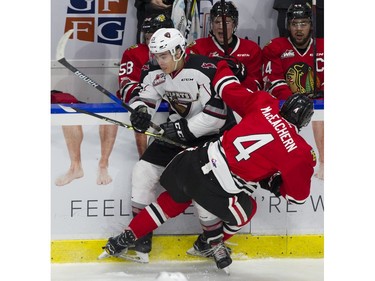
(51, 106, 324, 240)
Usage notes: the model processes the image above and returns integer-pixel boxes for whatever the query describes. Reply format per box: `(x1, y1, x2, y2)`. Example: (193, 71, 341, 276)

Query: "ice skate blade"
(186, 247, 211, 258)
(98, 251, 110, 260)
(118, 251, 149, 263)
(97, 250, 148, 263)
(222, 266, 230, 275)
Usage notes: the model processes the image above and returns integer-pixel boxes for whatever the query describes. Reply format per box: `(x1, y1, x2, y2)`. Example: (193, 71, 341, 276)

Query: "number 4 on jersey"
(234, 134, 274, 161)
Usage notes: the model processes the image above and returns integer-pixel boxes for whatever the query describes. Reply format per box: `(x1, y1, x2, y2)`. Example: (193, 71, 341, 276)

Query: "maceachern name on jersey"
(261, 106, 297, 153)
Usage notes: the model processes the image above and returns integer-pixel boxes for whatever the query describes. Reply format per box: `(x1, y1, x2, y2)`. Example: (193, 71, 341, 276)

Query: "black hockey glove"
(259, 172, 282, 197)
(160, 118, 196, 143)
(130, 105, 151, 133)
(224, 58, 247, 82)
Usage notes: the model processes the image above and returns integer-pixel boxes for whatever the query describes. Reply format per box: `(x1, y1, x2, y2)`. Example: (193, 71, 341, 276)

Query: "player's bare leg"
(312, 120, 324, 180)
(97, 124, 118, 185)
(55, 125, 84, 186)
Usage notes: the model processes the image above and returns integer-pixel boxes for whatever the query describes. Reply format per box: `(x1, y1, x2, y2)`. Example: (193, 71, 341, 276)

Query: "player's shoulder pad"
(263, 39, 273, 48)
(263, 37, 287, 50)
(186, 54, 218, 69)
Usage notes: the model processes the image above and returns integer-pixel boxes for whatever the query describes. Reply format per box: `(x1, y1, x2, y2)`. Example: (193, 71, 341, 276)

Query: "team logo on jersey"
(264, 40, 272, 47)
(211, 158, 218, 168)
(164, 91, 193, 117)
(129, 44, 139, 49)
(187, 41, 196, 49)
(141, 64, 150, 72)
(152, 73, 166, 86)
(311, 149, 317, 162)
(209, 51, 220, 57)
(286, 62, 321, 94)
(281, 49, 295, 59)
(201, 62, 217, 69)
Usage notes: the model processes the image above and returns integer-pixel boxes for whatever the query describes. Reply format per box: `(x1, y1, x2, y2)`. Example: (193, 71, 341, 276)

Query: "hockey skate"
(125, 232, 153, 263)
(186, 234, 232, 258)
(98, 230, 137, 261)
(208, 236, 232, 274)
(187, 234, 231, 274)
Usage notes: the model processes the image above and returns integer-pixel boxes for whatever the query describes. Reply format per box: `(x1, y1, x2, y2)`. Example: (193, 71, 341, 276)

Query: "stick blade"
(58, 104, 77, 113)
(56, 29, 74, 61)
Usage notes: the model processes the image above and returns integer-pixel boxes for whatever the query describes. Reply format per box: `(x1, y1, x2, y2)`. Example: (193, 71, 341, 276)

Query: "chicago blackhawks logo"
(285, 62, 321, 95)
(311, 149, 317, 162)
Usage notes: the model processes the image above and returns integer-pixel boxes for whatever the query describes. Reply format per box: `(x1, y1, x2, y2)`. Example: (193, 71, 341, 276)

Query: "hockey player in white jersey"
(104, 28, 237, 267)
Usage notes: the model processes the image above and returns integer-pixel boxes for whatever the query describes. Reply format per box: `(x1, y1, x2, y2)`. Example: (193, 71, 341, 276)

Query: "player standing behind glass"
(134, 0, 174, 44)
(262, 1, 324, 179)
(116, 27, 236, 263)
(187, 1, 263, 92)
(116, 14, 174, 158)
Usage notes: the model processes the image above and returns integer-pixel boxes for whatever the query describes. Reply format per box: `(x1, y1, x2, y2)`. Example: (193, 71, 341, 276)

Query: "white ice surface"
(51, 258, 323, 281)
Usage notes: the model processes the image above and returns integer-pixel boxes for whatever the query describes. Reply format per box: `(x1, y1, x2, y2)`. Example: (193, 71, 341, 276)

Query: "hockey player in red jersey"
(100, 74, 316, 273)
(117, 14, 173, 103)
(185, 1, 264, 256)
(262, 1, 324, 180)
(187, 1, 263, 92)
(116, 14, 174, 158)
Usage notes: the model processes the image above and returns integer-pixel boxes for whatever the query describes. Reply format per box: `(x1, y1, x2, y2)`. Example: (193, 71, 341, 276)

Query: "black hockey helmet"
(210, 1, 239, 26)
(142, 14, 174, 34)
(279, 94, 314, 130)
(286, 1, 312, 24)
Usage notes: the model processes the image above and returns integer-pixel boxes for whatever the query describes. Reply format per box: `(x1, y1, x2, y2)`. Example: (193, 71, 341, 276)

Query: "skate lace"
(117, 234, 127, 247)
(118, 230, 135, 247)
(211, 242, 228, 260)
(200, 247, 214, 257)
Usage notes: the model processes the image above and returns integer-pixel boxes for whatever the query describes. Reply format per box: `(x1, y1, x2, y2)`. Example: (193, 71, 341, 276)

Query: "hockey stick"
(311, 0, 317, 97)
(184, 0, 196, 40)
(59, 104, 188, 149)
(56, 29, 162, 132)
(220, 0, 230, 56)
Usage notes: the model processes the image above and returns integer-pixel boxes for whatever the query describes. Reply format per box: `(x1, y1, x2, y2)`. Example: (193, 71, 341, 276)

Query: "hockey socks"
(129, 191, 191, 238)
(223, 196, 257, 241)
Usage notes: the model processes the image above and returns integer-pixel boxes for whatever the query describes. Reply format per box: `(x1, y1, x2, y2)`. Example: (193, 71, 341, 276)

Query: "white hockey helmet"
(149, 28, 187, 57)
(155, 271, 188, 281)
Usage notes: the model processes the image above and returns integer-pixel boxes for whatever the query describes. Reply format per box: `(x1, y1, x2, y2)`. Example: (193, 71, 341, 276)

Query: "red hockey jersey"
(262, 37, 324, 100)
(187, 35, 263, 92)
(212, 68, 316, 203)
(117, 43, 150, 103)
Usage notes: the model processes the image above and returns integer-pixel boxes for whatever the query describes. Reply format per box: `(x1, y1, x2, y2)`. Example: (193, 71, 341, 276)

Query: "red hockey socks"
(129, 191, 191, 238)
